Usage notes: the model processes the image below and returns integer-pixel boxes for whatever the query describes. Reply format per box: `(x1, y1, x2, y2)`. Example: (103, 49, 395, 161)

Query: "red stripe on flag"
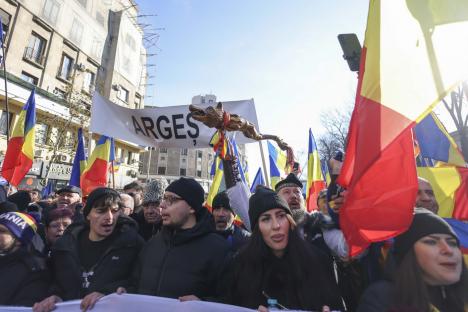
(338, 46, 418, 256)
(453, 168, 468, 221)
(306, 180, 326, 212)
(80, 158, 109, 195)
(9, 153, 33, 186)
(1, 137, 24, 182)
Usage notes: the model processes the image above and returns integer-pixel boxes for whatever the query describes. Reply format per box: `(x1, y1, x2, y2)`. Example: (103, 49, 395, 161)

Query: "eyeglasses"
(162, 195, 183, 205)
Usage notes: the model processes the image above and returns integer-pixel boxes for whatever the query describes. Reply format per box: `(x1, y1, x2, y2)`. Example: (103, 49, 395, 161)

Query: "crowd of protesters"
(0, 173, 466, 312)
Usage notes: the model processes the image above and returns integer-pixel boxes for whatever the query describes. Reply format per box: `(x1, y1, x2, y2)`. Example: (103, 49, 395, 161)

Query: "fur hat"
(275, 173, 303, 192)
(0, 212, 37, 245)
(143, 178, 168, 206)
(249, 186, 291, 228)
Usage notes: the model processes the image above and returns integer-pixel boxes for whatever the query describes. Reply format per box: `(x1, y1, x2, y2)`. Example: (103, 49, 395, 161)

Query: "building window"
(91, 38, 103, 58)
(197, 170, 202, 178)
(160, 156, 166, 161)
(54, 87, 66, 99)
(127, 151, 133, 165)
(181, 158, 186, 163)
(83, 71, 95, 93)
(134, 94, 141, 109)
(0, 9, 11, 42)
(69, 19, 84, 44)
(20, 72, 38, 85)
(0, 111, 12, 136)
(180, 168, 186, 176)
(157, 166, 166, 175)
(58, 54, 74, 81)
(181, 148, 188, 156)
(24, 33, 46, 65)
(197, 151, 203, 159)
(35, 123, 48, 145)
(117, 86, 129, 103)
(159, 148, 167, 153)
(42, 0, 60, 25)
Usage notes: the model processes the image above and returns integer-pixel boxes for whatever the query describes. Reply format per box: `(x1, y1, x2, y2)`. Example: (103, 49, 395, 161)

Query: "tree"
(317, 106, 352, 161)
(442, 83, 468, 161)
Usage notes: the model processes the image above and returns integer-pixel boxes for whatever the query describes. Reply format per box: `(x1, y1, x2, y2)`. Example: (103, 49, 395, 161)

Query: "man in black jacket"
(0, 212, 50, 307)
(118, 178, 230, 301)
(212, 191, 250, 252)
(33, 188, 144, 312)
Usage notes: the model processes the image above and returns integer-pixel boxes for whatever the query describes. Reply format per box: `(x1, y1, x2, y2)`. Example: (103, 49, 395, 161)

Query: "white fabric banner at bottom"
(0, 294, 258, 312)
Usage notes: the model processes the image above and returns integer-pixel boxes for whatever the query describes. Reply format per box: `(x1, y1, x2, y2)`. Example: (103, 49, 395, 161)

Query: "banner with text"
(90, 93, 260, 148)
(0, 294, 257, 312)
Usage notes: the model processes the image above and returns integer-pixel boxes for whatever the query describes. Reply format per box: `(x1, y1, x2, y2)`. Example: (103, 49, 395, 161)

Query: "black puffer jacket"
(132, 209, 230, 299)
(0, 247, 50, 306)
(50, 215, 144, 300)
(215, 224, 250, 252)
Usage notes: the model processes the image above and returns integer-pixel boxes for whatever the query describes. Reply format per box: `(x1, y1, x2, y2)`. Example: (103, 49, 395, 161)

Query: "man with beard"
(212, 191, 250, 252)
(33, 188, 143, 312)
(416, 177, 439, 214)
(118, 178, 230, 301)
(130, 179, 168, 241)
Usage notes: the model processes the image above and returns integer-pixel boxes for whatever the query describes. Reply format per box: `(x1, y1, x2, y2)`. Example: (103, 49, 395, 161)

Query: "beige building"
(0, 0, 148, 190)
(140, 94, 248, 192)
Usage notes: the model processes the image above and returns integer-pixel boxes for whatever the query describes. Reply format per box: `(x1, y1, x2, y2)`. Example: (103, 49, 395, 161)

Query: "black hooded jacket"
(131, 209, 230, 299)
(50, 215, 144, 300)
(0, 247, 50, 306)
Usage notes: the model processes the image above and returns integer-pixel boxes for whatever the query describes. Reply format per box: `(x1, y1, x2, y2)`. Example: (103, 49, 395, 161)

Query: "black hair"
(123, 181, 143, 192)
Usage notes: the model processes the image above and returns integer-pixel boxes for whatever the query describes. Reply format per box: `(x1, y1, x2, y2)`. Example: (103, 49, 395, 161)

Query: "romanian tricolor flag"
(444, 218, 468, 264)
(80, 135, 114, 196)
(338, 1, 468, 256)
(268, 141, 287, 189)
(206, 155, 223, 210)
(306, 129, 326, 212)
(414, 112, 466, 167)
(1, 89, 36, 186)
(209, 131, 227, 159)
(69, 128, 87, 187)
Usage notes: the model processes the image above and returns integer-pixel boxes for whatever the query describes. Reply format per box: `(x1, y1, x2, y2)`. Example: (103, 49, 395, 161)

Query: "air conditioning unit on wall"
(112, 84, 121, 91)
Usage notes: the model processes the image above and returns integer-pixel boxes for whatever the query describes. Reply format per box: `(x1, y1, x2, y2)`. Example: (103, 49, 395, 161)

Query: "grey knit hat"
(143, 178, 168, 206)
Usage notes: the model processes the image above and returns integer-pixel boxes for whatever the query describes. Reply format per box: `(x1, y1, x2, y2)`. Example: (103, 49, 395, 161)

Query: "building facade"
(0, 0, 148, 190)
(140, 94, 248, 193)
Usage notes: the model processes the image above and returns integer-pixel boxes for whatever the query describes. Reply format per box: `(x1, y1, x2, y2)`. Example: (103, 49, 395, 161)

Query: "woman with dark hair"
(224, 187, 343, 311)
(358, 208, 468, 312)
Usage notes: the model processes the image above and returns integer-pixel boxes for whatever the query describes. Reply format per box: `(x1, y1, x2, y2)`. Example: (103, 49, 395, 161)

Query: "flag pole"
(1, 32, 10, 142)
(258, 141, 270, 187)
(111, 160, 115, 189)
(146, 147, 152, 182)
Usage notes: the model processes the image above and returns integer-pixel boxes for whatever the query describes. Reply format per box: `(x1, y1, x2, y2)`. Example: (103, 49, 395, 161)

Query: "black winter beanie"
(7, 191, 32, 212)
(249, 186, 291, 228)
(83, 187, 120, 217)
(212, 191, 232, 213)
(165, 178, 204, 212)
(394, 208, 459, 264)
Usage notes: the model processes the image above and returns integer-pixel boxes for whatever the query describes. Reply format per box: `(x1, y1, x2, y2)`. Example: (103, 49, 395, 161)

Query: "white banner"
(90, 93, 260, 148)
(0, 294, 257, 312)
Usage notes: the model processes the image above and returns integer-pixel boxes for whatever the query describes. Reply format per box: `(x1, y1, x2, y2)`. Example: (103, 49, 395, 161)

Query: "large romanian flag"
(338, 0, 468, 256)
(306, 129, 326, 212)
(80, 135, 114, 195)
(69, 128, 87, 187)
(1, 89, 36, 186)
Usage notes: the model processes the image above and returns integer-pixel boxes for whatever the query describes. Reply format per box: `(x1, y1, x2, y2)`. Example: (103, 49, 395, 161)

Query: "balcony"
(23, 47, 45, 68)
